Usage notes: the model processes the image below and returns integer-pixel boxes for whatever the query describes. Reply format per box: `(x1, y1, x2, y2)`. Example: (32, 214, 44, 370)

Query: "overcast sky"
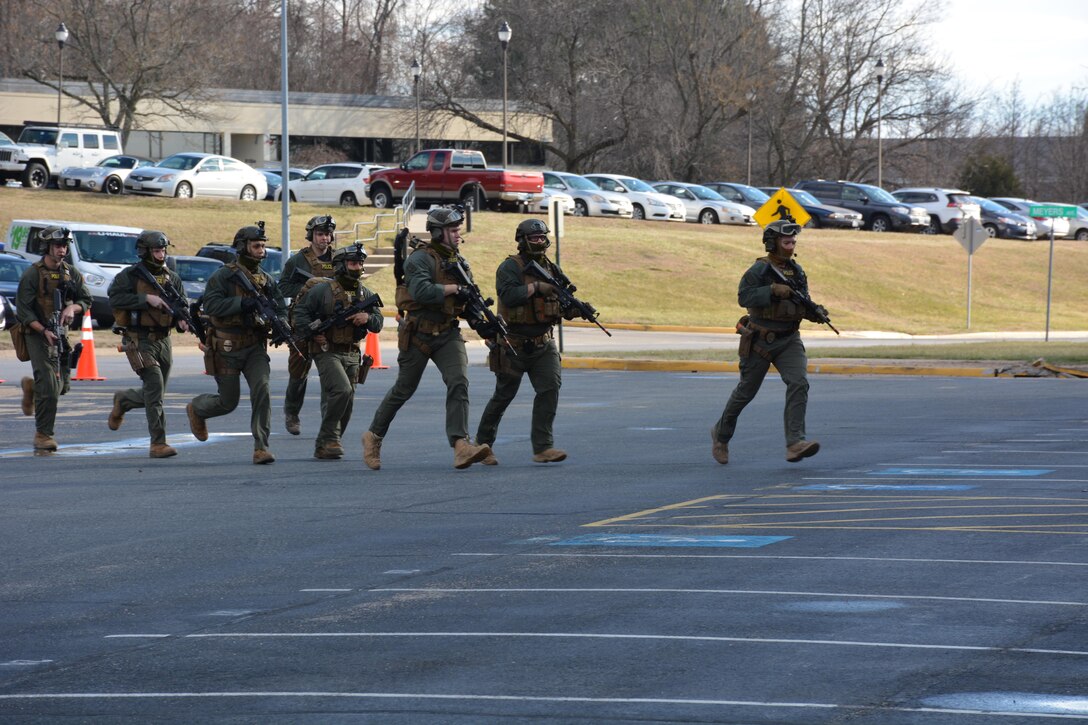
(928, 0, 1088, 104)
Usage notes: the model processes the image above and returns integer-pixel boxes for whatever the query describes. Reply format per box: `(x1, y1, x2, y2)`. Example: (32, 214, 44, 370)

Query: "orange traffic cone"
(73, 313, 106, 381)
(364, 331, 387, 369)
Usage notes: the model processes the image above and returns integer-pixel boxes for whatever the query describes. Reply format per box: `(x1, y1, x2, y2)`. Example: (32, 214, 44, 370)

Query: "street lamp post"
(875, 57, 885, 188)
(746, 91, 755, 186)
(411, 58, 422, 155)
(498, 21, 511, 168)
(55, 22, 69, 127)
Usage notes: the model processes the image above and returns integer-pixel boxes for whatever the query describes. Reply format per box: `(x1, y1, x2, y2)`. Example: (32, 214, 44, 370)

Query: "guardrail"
(339, 181, 416, 248)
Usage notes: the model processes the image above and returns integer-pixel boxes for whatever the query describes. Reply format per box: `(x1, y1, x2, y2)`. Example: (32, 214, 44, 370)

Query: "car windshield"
(157, 155, 202, 171)
(733, 184, 770, 204)
(74, 231, 141, 264)
(856, 184, 899, 204)
(618, 177, 655, 193)
(788, 189, 820, 205)
(0, 255, 31, 283)
(972, 196, 1009, 214)
(561, 174, 601, 191)
(174, 258, 222, 283)
(688, 185, 727, 201)
(262, 249, 283, 279)
(17, 128, 59, 145)
(100, 156, 136, 169)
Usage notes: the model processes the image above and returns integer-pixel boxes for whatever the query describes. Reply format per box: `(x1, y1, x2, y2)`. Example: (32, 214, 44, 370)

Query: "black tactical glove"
(534, 281, 556, 297)
(813, 304, 830, 320)
(240, 297, 260, 313)
(455, 286, 472, 303)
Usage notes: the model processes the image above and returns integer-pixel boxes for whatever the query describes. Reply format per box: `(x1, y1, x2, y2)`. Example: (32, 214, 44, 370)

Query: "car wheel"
(983, 223, 999, 238)
(22, 162, 48, 189)
(926, 215, 941, 235)
(1076, 229, 1088, 241)
(370, 186, 392, 209)
(105, 175, 123, 195)
(175, 181, 193, 198)
(340, 191, 358, 206)
(573, 199, 589, 217)
(869, 214, 890, 232)
(460, 187, 482, 211)
(699, 209, 719, 224)
(632, 204, 645, 220)
(240, 185, 257, 201)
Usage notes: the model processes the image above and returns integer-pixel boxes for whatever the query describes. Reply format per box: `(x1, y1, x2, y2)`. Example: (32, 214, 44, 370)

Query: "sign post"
(953, 217, 987, 328)
(550, 198, 565, 352)
(1029, 204, 1078, 341)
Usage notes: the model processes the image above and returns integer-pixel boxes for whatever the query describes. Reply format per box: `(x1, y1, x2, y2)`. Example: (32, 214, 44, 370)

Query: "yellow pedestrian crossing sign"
(754, 188, 811, 229)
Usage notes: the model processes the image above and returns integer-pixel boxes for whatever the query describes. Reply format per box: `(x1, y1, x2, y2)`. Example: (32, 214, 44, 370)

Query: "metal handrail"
(337, 181, 417, 248)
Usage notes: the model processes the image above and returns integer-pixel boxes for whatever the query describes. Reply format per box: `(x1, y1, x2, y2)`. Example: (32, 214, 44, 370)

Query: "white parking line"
(370, 587, 1088, 607)
(452, 552, 1088, 566)
(0, 691, 1084, 719)
(801, 476, 1088, 482)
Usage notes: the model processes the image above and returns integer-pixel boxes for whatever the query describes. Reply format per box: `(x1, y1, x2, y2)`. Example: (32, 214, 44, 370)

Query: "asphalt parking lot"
(1, 347, 1086, 723)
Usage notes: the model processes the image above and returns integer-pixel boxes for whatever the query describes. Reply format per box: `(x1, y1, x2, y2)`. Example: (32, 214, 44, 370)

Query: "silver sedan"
(59, 154, 155, 195)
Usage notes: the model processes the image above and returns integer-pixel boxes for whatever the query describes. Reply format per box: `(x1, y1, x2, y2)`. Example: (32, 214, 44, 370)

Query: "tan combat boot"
(186, 403, 208, 441)
(253, 449, 276, 464)
(108, 391, 125, 431)
(362, 430, 383, 470)
(786, 440, 820, 462)
(711, 427, 729, 465)
(532, 448, 567, 463)
(285, 413, 301, 436)
(150, 443, 178, 458)
(20, 377, 34, 416)
(33, 432, 58, 451)
(454, 438, 491, 469)
(481, 450, 498, 465)
(314, 443, 343, 460)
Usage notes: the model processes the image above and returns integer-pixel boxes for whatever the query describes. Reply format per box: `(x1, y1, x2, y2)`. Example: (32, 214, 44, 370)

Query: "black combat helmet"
(232, 223, 268, 255)
(762, 219, 802, 252)
(305, 215, 336, 242)
(425, 206, 465, 241)
(333, 243, 367, 275)
(136, 230, 170, 259)
(30, 225, 72, 255)
(515, 218, 551, 257)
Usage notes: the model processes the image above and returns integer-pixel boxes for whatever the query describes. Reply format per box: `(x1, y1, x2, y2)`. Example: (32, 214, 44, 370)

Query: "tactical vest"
(746, 257, 805, 324)
(208, 263, 272, 344)
(397, 246, 466, 327)
(497, 255, 562, 327)
(113, 265, 174, 329)
(33, 261, 73, 319)
(291, 276, 363, 353)
(301, 247, 335, 278)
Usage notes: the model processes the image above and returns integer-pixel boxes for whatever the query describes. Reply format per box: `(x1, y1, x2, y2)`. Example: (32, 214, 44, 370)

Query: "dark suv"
(794, 180, 928, 233)
(195, 243, 283, 280)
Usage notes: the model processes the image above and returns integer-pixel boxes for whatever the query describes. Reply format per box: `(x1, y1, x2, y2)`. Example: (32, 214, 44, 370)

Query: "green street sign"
(1028, 204, 1078, 218)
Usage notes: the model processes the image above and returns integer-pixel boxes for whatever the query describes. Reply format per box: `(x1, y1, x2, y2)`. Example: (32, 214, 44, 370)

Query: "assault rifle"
(48, 287, 82, 374)
(524, 260, 611, 337)
(231, 269, 303, 355)
(294, 292, 384, 345)
(766, 262, 840, 335)
(134, 265, 207, 344)
(443, 254, 518, 357)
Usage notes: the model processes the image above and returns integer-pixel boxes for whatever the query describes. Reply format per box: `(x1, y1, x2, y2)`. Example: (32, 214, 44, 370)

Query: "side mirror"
(400, 162, 407, 170)
(58, 141, 69, 149)
(860, 195, 869, 204)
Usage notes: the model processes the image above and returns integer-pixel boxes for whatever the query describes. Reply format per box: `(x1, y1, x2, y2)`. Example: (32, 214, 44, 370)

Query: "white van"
(0, 125, 123, 189)
(4, 219, 143, 327)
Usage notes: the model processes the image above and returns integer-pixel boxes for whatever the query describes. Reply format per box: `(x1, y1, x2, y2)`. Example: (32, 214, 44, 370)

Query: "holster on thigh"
(356, 354, 374, 385)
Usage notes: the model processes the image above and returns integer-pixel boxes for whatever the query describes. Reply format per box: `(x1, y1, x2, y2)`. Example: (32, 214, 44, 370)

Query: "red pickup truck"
(366, 149, 543, 212)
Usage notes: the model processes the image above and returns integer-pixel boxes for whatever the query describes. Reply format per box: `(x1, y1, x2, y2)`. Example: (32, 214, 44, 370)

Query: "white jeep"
(0, 124, 123, 189)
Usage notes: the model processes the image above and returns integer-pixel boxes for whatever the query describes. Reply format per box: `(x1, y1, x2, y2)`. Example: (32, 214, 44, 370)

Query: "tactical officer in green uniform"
(291, 243, 384, 459)
(279, 215, 337, 436)
(362, 207, 492, 470)
(15, 226, 92, 452)
(712, 220, 822, 464)
(475, 219, 573, 464)
(186, 225, 288, 464)
(106, 231, 188, 458)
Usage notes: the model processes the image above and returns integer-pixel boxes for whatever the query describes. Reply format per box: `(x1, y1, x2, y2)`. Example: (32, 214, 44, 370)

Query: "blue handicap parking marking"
(873, 467, 1053, 477)
(552, 533, 790, 548)
(799, 484, 976, 491)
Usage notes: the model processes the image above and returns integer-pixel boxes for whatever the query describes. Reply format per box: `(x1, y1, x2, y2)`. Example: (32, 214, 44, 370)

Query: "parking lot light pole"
(498, 21, 511, 168)
(875, 57, 884, 188)
(411, 58, 422, 155)
(55, 22, 69, 126)
(746, 91, 755, 186)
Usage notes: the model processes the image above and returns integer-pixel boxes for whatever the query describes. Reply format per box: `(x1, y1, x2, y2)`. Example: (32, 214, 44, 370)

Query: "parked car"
(1063, 205, 1088, 241)
(166, 255, 224, 303)
(195, 243, 283, 280)
(758, 187, 863, 229)
(891, 187, 980, 235)
(368, 149, 542, 211)
(794, 179, 928, 232)
(0, 131, 14, 147)
(125, 152, 267, 200)
(970, 196, 1036, 240)
(704, 181, 772, 209)
(583, 173, 685, 222)
(0, 250, 32, 331)
(0, 124, 123, 189)
(542, 171, 633, 218)
(535, 186, 576, 215)
(989, 198, 1071, 239)
(651, 181, 756, 225)
(58, 154, 155, 195)
(275, 162, 382, 206)
(259, 167, 309, 201)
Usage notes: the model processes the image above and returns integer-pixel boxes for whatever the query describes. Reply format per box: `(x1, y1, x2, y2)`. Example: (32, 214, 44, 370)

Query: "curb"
(562, 357, 1006, 378)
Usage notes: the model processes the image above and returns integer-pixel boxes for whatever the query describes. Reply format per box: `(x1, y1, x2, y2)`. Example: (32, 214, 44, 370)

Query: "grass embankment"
(3, 187, 1086, 363)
